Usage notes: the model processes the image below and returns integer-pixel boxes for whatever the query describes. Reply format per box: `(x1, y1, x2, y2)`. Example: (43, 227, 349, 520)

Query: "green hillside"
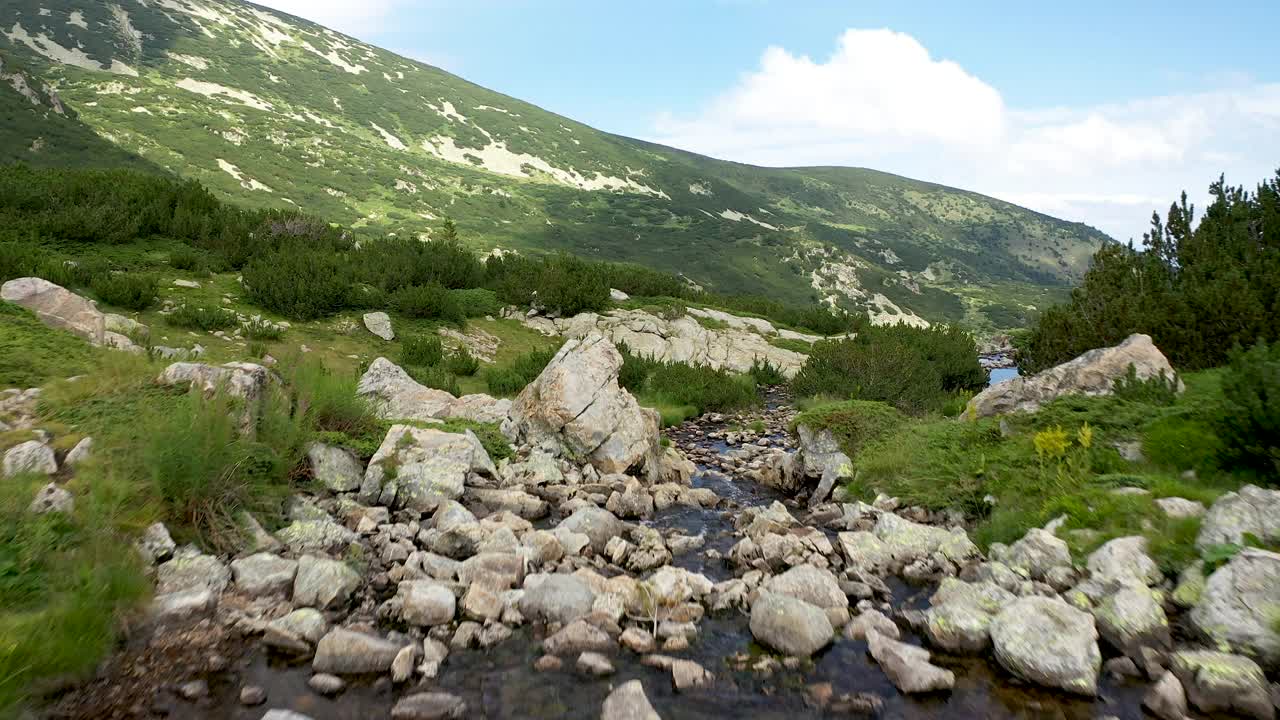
(0, 0, 1110, 329)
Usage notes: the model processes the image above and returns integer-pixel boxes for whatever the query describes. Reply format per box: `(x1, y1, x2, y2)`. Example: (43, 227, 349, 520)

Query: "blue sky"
(257, 0, 1280, 241)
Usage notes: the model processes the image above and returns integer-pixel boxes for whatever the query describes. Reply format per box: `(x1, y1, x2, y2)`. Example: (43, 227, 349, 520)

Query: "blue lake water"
(988, 367, 1020, 385)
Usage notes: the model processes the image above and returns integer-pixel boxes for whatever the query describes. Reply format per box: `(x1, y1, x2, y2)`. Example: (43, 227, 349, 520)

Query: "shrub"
(749, 358, 787, 386)
(90, 272, 157, 311)
(1113, 365, 1181, 405)
(285, 358, 379, 437)
(358, 235, 484, 291)
(392, 283, 463, 323)
(401, 335, 443, 367)
(242, 318, 284, 341)
(242, 244, 354, 320)
(166, 303, 237, 331)
(493, 253, 609, 315)
(792, 400, 907, 458)
(169, 246, 207, 272)
(485, 347, 556, 396)
(1143, 415, 1224, 474)
(451, 288, 501, 318)
(446, 349, 480, 376)
(484, 368, 527, 396)
(407, 364, 460, 396)
(645, 361, 758, 414)
(1216, 341, 1280, 479)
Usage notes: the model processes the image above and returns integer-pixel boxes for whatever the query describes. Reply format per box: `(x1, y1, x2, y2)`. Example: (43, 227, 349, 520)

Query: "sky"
(254, 0, 1279, 242)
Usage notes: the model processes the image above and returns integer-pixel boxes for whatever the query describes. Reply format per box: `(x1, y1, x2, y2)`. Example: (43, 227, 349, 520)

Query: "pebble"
(239, 685, 267, 706)
(308, 673, 346, 696)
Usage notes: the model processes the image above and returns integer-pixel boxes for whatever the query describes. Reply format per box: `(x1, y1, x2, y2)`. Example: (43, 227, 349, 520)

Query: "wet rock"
(1190, 549, 1280, 668)
(391, 692, 467, 720)
(520, 574, 596, 624)
(264, 609, 327, 654)
(762, 564, 846, 610)
(1143, 671, 1188, 720)
(361, 425, 495, 511)
(398, 580, 457, 626)
(924, 579, 1016, 653)
(239, 685, 267, 706)
(1005, 528, 1072, 580)
(601, 679, 662, 720)
(621, 627, 656, 653)
(1196, 484, 1280, 550)
(866, 630, 955, 694)
(313, 629, 405, 675)
(292, 555, 360, 610)
(534, 655, 562, 672)
(263, 712, 315, 720)
(307, 442, 364, 493)
(28, 482, 72, 514)
(670, 658, 714, 691)
(990, 596, 1101, 696)
(577, 651, 615, 676)
(967, 334, 1180, 417)
(178, 679, 209, 700)
(357, 357, 455, 422)
(1169, 650, 1274, 720)
(308, 672, 346, 696)
(230, 553, 297, 597)
(544, 619, 615, 656)
(3, 440, 57, 477)
(1094, 584, 1170, 658)
(749, 592, 834, 658)
(845, 609, 899, 642)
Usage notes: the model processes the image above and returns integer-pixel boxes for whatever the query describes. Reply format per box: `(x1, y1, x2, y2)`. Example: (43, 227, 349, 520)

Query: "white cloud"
(651, 28, 1280, 242)
(250, 0, 409, 36)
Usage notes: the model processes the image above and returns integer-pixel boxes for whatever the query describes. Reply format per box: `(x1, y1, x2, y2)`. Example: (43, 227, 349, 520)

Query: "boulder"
(605, 480, 655, 519)
(398, 580, 457, 626)
(1086, 535, 1161, 586)
(156, 550, 230, 595)
(29, 483, 73, 514)
(1143, 671, 1189, 720)
(306, 443, 364, 493)
(360, 425, 495, 511)
(794, 424, 852, 506)
(543, 619, 614, 655)
(357, 357, 456, 422)
(924, 579, 1016, 653)
(230, 553, 297, 597)
(1189, 548, 1280, 668)
(990, 596, 1101, 696)
(363, 311, 395, 341)
(872, 513, 978, 569)
(601, 680, 661, 720)
(504, 334, 659, 475)
(749, 592, 834, 658)
(845, 609, 900, 642)
(157, 361, 268, 401)
(519, 574, 595, 624)
(3, 440, 57, 477)
(1005, 528, 1072, 580)
(276, 508, 357, 555)
(1169, 650, 1274, 720)
(443, 394, 511, 425)
(557, 506, 624, 554)
(761, 564, 846, 610)
(138, 522, 176, 564)
(292, 555, 360, 609)
(967, 334, 1180, 418)
(1156, 497, 1205, 519)
(1196, 485, 1280, 550)
(2, 277, 139, 350)
(866, 629, 955, 694)
(313, 628, 405, 674)
(837, 531, 893, 574)
(263, 608, 327, 653)
(1093, 584, 1170, 657)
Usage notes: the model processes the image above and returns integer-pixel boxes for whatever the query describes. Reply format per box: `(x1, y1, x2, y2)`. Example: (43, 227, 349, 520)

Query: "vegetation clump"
(90, 272, 157, 311)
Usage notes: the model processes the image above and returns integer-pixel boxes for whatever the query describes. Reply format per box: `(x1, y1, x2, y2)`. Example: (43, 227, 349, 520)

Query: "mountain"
(0, 0, 1110, 329)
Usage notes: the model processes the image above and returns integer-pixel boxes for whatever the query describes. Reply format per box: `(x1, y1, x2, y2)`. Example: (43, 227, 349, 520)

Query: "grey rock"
(1190, 549, 1280, 668)
(312, 628, 404, 674)
(391, 692, 468, 720)
(138, 522, 177, 564)
(264, 608, 327, 653)
(363, 311, 395, 341)
(1094, 584, 1170, 657)
(1169, 650, 1274, 720)
(845, 609, 899, 642)
(1087, 535, 1161, 586)
(601, 679, 662, 720)
(866, 629, 955, 694)
(239, 685, 267, 706)
(64, 436, 93, 466)
(1005, 528, 1072, 580)
(577, 651, 615, 676)
(149, 588, 216, 620)
(357, 357, 455, 422)
(1156, 497, 1205, 519)
(398, 579, 457, 626)
(543, 619, 614, 656)
(1143, 671, 1189, 720)
(557, 506, 625, 554)
(157, 550, 231, 595)
(990, 596, 1101, 696)
(292, 555, 360, 609)
(28, 482, 73, 514)
(3, 440, 56, 477)
(307, 443, 364, 493)
(262, 712, 315, 720)
(230, 553, 297, 597)
(749, 592, 833, 658)
(360, 425, 495, 511)
(1196, 484, 1280, 550)
(308, 672, 346, 695)
(762, 564, 846, 610)
(924, 579, 1016, 653)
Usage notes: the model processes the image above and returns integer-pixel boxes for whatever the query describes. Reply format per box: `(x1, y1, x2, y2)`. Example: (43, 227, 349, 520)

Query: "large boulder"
(866, 629, 955, 694)
(1189, 548, 1280, 668)
(360, 425, 496, 511)
(3, 440, 57, 478)
(156, 549, 231, 595)
(557, 506, 624, 554)
(761, 564, 846, 610)
(872, 513, 978, 570)
(519, 574, 596, 624)
(601, 679, 661, 720)
(967, 334, 1180, 418)
(230, 553, 297, 597)
(293, 555, 361, 609)
(1196, 485, 1280, 550)
(357, 357, 456, 422)
(398, 580, 457, 626)
(794, 424, 852, 507)
(2, 277, 140, 350)
(1086, 535, 1161, 586)
(504, 334, 659, 476)
(1169, 650, 1275, 720)
(924, 579, 1016, 653)
(313, 628, 405, 674)
(990, 596, 1101, 696)
(1093, 584, 1170, 658)
(306, 443, 364, 493)
(748, 592, 834, 658)
(1005, 528, 1072, 580)
(157, 362, 269, 402)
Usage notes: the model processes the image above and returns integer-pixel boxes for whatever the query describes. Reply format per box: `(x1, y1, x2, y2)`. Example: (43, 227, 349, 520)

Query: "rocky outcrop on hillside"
(968, 333, 1180, 418)
(357, 357, 511, 424)
(2, 277, 143, 351)
(514, 308, 811, 378)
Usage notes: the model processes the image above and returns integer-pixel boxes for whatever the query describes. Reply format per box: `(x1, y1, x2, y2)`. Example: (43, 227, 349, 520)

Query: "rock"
(837, 531, 893, 574)
(157, 550, 231, 595)
(3, 440, 57, 477)
(534, 655, 562, 672)
(504, 334, 660, 476)
(577, 651, 615, 676)
(1169, 650, 1274, 720)
(990, 596, 1101, 696)
(1005, 528, 1072, 580)
(520, 574, 596, 624)
(762, 564, 846, 610)
(399, 580, 457, 626)
(669, 658, 714, 691)
(924, 579, 1016, 653)
(391, 644, 415, 683)
(794, 424, 852, 506)
(357, 357, 456, 421)
(178, 679, 209, 700)
(363, 311, 394, 341)
(1156, 497, 1206, 519)
(230, 553, 298, 597)
(64, 436, 92, 466)
(1190, 548, 1280, 668)
(1144, 671, 1189, 720)
(360, 425, 495, 511)
(28, 483, 73, 514)
(845, 609, 899, 642)
(610, 288, 630, 302)
(749, 592, 834, 658)
(557, 506, 625, 554)
(262, 712, 315, 720)
(601, 679, 661, 720)
(313, 628, 404, 674)
(1196, 485, 1280, 550)
(157, 361, 268, 402)
(1104, 656, 1142, 679)
(543, 619, 614, 656)
(866, 630, 955, 694)
(620, 627, 656, 653)
(292, 555, 361, 609)
(264, 609, 328, 653)
(873, 513, 978, 569)
(239, 685, 267, 706)
(644, 566, 713, 607)
(418, 638, 449, 678)
(138, 522, 177, 564)
(967, 334, 1180, 417)
(1087, 535, 1161, 586)
(277, 511, 358, 554)
(173, 279, 201, 288)
(306, 443, 364, 493)
(605, 480, 654, 519)
(391, 692, 467, 720)
(308, 673, 346, 695)
(1094, 584, 1170, 657)
(1, 277, 140, 350)
(467, 487, 549, 520)
(444, 393, 512, 424)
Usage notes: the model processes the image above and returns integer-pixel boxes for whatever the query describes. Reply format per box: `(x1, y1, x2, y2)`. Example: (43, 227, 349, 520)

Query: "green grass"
(0, 304, 102, 388)
(791, 400, 906, 458)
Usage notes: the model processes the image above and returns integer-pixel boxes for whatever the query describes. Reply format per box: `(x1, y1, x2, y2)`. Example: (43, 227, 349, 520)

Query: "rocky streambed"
(36, 335, 1280, 720)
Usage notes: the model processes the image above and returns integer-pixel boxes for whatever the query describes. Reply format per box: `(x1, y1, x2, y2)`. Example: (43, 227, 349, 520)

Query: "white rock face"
(968, 334, 1180, 418)
(357, 357, 455, 422)
(521, 309, 809, 378)
(2, 277, 140, 351)
(505, 334, 660, 476)
(990, 596, 1102, 696)
(362, 311, 394, 341)
(1189, 548, 1280, 668)
(360, 425, 496, 511)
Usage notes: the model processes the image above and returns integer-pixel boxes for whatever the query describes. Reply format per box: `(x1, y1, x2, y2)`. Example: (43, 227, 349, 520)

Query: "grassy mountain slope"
(0, 0, 1110, 329)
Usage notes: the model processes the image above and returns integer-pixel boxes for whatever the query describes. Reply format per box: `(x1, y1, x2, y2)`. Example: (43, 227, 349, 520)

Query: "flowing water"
(191, 390, 1151, 719)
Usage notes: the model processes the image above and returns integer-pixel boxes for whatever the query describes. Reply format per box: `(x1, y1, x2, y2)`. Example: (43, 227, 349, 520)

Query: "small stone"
(1143, 671, 1188, 720)
(601, 680, 660, 720)
(308, 672, 346, 696)
(178, 679, 209, 700)
(28, 483, 73, 514)
(534, 655, 562, 672)
(390, 692, 467, 720)
(577, 651, 615, 676)
(620, 627, 656, 654)
(239, 685, 267, 706)
(392, 644, 415, 683)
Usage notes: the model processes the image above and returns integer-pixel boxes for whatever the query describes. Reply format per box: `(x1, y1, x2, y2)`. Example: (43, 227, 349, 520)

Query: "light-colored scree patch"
(5, 22, 138, 76)
(176, 78, 272, 111)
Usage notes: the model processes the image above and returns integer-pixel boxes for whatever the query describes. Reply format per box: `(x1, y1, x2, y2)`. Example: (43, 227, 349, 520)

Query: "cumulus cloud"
(651, 28, 1280, 241)
(251, 0, 410, 37)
